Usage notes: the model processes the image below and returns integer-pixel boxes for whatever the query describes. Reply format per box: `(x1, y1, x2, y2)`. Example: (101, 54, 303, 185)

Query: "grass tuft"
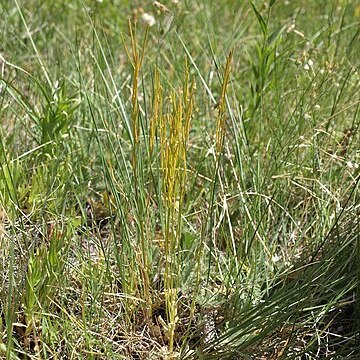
(0, 0, 359, 359)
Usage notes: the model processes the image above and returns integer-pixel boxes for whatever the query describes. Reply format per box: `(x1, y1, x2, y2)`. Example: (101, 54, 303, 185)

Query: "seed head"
(141, 13, 156, 27)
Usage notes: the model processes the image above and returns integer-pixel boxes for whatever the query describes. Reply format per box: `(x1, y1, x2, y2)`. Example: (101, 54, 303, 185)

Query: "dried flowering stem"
(150, 68, 163, 156)
(154, 64, 195, 352)
(129, 19, 148, 155)
(128, 20, 153, 322)
(215, 50, 233, 155)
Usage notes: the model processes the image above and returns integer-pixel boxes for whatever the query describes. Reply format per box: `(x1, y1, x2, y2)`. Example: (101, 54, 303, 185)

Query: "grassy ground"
(0, 0, 359, 359)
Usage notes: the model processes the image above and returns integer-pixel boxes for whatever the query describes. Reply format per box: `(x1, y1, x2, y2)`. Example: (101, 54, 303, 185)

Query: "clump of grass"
(156, 62, 195, 352)
(0, 1, 359, 359)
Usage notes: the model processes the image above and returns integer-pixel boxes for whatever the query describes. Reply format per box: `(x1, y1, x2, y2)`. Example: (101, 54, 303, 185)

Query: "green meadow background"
(0, 0, 359, 359)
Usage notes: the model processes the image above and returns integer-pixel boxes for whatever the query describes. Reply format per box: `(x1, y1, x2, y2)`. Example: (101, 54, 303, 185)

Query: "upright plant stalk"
(150, 68, 163, 157)
(129, 20, 148, 168)
(156, 65, 195, 352)
(206, 52, 233, 281)
(215, 51, 233, 156)
(128, 21, 152, 321)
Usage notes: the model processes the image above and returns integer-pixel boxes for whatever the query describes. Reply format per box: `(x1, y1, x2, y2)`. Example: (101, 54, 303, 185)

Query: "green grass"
(1, 0, 359, 359)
